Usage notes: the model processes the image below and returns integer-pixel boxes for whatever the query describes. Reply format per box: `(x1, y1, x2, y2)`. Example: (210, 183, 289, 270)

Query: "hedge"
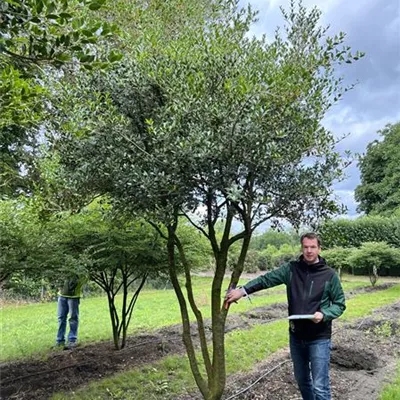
(318, 216, 400, 249)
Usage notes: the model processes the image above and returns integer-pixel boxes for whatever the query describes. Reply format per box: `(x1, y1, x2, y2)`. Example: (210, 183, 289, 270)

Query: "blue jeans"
(56, 296, 80, 344)
(290, 334, 332, 400)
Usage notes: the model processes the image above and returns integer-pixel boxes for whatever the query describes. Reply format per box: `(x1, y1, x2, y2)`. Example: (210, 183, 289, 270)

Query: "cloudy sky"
(242, 0, 400, 217)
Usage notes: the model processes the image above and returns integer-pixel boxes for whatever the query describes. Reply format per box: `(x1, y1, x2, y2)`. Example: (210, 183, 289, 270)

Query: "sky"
(241, 0, 400, 218)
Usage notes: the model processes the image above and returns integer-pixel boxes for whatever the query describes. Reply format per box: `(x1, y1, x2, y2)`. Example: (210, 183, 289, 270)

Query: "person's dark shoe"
(65, 342, 77, 350)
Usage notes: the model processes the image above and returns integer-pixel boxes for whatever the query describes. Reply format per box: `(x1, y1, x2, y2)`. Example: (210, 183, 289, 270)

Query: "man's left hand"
(312, 311, 324, 324)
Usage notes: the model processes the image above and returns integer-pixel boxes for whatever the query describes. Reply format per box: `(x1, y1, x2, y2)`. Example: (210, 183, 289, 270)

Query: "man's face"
(301, 238, 321, 264)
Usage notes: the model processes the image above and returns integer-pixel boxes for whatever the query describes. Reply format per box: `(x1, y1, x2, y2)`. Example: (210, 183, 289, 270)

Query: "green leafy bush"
(250, 230, 299, 250)
(348, 242, 400, 285)
(243, 250, 262, 273)
(270, 244, 299, 268)
(321, 247, 355, 278)
(319, 217, 400, 249)
(257, 252, 272, 271)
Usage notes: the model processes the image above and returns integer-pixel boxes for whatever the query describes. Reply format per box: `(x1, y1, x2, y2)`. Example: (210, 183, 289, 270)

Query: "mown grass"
(0, 277, 368, 361)
(379, 361, 400, 400)
(341, 284, 400, 320)
(0, 276, 283, 361)
(51, 283, 400, 400)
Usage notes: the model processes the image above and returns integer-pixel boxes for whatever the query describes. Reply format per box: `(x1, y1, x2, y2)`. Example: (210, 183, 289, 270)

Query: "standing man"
(55, 274, 86, 350)
(225, 233, 346, 400)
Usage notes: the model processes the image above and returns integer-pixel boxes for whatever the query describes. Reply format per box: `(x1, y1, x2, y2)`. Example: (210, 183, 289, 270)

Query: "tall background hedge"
(318, 217, 400, 249)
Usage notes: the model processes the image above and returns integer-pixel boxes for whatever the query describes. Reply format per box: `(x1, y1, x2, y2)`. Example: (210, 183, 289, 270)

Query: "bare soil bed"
(1, 286, 399, 400)
(217, 301, 400, 400)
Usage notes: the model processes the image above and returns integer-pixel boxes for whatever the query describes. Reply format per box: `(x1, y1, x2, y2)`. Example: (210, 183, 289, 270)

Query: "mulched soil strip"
(180, 301, 400, 400)
(226, 297, 399, 400)
(0, 335, 185, 400)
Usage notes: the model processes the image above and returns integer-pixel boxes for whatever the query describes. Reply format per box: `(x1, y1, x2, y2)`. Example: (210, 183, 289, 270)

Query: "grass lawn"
(379, 361, 400, 400)
(342, 284, 400, 320)
(0, 277, 369, 361)
(0, 276, 281, 361)
(51, 283, 400, 400)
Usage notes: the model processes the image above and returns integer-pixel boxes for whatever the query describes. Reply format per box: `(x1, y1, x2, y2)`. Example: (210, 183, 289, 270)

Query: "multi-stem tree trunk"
(91, 267, 147, 349)
(165, 208, 252, 400)
(369, 265, 378, 287)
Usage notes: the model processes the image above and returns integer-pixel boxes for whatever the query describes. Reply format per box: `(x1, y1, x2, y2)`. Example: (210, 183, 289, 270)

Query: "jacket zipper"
(309, 281, 314, 298)
(302, 270, 309, 314)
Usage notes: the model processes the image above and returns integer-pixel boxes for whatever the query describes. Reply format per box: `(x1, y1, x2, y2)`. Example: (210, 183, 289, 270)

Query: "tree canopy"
(0, 0, 119, 198)
(355, 122, 400, 215)
(0, 198, 73, 284)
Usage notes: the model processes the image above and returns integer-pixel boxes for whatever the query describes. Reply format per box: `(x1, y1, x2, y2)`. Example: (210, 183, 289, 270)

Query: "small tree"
(322, 246, 354, 279)
(56, 207, 167, 350)
(348, 242, 400, 286)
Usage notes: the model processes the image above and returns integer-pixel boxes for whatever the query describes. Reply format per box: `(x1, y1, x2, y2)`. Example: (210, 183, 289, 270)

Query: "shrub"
(257, 251, 272, 271)
(243, 250, 261, 273)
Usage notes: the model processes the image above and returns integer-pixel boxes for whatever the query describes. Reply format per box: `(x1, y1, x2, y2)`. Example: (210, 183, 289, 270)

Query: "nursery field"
(1, 277, 399, 400)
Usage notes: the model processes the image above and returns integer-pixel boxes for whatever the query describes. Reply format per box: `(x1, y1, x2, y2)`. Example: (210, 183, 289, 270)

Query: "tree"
(0, 0, 120, 197)
(355, 122, 400, 215)
(348, 242, 400, 286)
(54, 206, 167, 350)
(52, 1, 362, 399)
(321, 246, 354, 279)
(0, 199, 56, 284)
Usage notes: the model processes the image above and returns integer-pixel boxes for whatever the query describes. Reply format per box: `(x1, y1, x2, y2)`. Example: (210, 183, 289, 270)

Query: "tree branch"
(174, 234, 212, 381)
(147, 220, 168, 240)
(126, 273, 147, 327)
(181, 210, 210, 240)
(206, 191, 220, 256)
(212, 199, 228, 226)
(166, 223, 208, 397)
(228, 230, 247, 247)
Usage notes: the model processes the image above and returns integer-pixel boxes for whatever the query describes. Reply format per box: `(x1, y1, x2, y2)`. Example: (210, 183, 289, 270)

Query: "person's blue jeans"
(290, 334, 332, 400)
(56, 296, 80, 345)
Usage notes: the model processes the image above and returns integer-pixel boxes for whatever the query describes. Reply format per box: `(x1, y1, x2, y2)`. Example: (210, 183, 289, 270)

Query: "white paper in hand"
(288, 314, 315, 320)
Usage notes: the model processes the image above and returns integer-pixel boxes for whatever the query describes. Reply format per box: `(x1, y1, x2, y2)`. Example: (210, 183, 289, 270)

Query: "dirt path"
(1, 287, 399, 400)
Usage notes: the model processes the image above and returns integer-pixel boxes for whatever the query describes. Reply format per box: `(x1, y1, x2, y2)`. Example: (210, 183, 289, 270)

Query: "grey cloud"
(334, 164, 361, 191)
(333, 190, 360, 216)
(240, 0, 399, 218)
(246, 0, 400, 118)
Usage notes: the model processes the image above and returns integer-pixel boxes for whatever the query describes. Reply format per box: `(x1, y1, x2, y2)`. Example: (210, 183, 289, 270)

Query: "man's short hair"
(300, 232, 321, 247)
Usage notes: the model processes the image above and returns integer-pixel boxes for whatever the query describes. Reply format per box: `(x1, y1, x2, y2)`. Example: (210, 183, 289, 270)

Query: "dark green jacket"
(59, 275, 86, 298)
(243, 256, 346, 340)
